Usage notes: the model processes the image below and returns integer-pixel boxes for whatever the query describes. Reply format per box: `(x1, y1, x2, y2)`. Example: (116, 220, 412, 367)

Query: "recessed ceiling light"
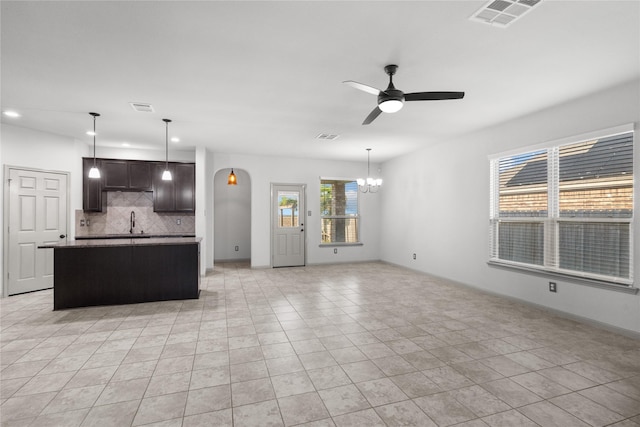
(171, 137, 180, 143)
(3, 110, 21, 118)
(122, 142, 130, 147)
(86, 131, 96, 136)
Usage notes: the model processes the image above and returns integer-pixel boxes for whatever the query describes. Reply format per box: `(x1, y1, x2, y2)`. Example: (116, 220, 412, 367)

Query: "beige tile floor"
(1, 261, 639, 426)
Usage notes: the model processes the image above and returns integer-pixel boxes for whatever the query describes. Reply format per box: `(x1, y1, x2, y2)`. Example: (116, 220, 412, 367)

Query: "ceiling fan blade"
(362, 107, 382, 125)
(404, 91, 465, 101)
(343, 80, 381, 96)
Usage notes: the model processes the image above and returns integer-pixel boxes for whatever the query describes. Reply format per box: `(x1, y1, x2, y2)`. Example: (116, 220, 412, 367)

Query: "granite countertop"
(75, 233, 195, 240)
(39, 237, 201, 249)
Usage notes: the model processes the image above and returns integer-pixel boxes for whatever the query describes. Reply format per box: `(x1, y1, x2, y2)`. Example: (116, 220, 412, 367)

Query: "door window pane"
(278, 191, 299, 228)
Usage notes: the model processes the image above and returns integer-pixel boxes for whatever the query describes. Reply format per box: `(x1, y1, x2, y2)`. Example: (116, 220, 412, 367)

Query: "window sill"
(487, 260, 638, 294)
(319, 243, 363, 248)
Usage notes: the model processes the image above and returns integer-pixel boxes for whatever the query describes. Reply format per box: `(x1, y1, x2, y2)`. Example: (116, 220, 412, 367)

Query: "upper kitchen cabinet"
(82, 158, 195, 213)
(101, 160, 127, 190)
(82, 157, 105, 212)
(174, 163, 196, 212)
(102, 159, 152, 191)
(152, 162, 195, 213)
(128, 161, 153, 190)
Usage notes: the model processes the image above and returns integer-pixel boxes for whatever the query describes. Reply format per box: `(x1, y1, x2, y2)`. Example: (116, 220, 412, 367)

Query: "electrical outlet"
(86, 219, 90, 226)
(334, 248, 338, 254)
(549, 282, 557, 293)
(176, 218, 181, 225)
(235, 246, 239, 251)
(80, 219, 85, 226)
(413, 253, 416, 260)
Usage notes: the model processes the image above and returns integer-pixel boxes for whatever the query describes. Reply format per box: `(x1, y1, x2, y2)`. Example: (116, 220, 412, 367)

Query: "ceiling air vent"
(470, 0, 541, 28)
(129, 102, 154, 113)
(316, 133, 340, 141)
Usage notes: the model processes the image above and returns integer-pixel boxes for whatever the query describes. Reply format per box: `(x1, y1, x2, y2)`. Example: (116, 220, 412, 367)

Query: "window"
(277, 191, 300, 228)
(320, 179, 360, 244)
(489, 128, 634, 285)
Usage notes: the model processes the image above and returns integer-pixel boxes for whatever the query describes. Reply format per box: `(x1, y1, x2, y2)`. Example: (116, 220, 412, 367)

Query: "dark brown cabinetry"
(101, 160, 128, 190)
(51, 240, 200, 310)
(82, 158, 105, 212)
(83, 158, 194, 212)
(129, 162, 152, 190)
(152, 163, 195, 212)
(102, 160, 152, 191)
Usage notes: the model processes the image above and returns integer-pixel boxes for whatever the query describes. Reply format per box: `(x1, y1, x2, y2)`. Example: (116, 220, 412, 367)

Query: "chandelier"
(357, 148, 382, 193)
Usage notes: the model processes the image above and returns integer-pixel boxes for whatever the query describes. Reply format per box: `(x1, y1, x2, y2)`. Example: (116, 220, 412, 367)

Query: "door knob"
(59, 234, 66, 239)
(300, 229, 304, 232)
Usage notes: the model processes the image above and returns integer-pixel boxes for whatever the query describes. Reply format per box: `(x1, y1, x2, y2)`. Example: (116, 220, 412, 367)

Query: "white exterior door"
(7, 167, 68, 295)
(272, 184, 305, 267)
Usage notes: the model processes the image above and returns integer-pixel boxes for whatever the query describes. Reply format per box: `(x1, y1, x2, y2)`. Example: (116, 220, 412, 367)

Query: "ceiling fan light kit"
(344, 64, 464, 125)
(379, 99, 403, 113)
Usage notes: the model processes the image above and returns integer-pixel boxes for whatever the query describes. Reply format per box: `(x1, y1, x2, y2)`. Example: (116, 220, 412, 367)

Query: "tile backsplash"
(76, 191, 195, 236)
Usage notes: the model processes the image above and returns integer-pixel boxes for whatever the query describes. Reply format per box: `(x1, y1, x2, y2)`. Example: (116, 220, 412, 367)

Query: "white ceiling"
(1, 1, 638, 162)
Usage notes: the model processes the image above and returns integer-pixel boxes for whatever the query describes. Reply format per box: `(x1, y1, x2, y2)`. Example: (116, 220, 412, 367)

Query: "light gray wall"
(2, 124, 86, 238)
(214, 168, 251, 261)
(212, 153, 381, 268)
(380, 79, 640, 334)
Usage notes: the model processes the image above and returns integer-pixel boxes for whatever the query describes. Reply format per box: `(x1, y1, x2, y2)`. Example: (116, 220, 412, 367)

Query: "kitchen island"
(40, 237, 200, 310)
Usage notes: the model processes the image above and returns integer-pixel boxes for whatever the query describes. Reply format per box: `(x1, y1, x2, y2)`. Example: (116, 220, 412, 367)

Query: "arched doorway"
(213, 168, 251, 262)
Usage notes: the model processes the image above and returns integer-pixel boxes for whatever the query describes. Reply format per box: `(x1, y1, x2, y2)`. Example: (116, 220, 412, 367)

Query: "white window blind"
(489, 130, 634, 285)
(320, 179, 360, 244)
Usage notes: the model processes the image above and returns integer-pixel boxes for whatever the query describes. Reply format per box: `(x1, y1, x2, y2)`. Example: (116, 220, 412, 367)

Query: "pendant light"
(357, 148, 382, 193)
(88, 112, 101, 179)
(161, 118, 172, 181)
(227, 169, 237, 185)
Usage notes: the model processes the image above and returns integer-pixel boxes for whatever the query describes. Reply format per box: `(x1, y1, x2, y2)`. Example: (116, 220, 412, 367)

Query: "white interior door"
(272, 184, 305, 267)
(7, 168, 68, 295)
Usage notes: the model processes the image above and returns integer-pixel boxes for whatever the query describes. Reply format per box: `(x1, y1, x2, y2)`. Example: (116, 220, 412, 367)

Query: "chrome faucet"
(130, 211, 135, 234)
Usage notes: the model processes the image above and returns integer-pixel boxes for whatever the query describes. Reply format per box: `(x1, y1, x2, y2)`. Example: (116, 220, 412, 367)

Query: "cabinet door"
(174, 163, 195, 212)
(128, 162, 152, 190)
(83, 158, 103, 212)
(102, 160, 128, 190)
(153, 163, 175, 211)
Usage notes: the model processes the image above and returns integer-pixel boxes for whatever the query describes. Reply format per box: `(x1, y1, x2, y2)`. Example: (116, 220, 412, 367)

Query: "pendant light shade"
(162, 118, 172, 181)
(357, 148, 382, 193)
(88, 112, 101, 179)
(227, 169, 237, 185)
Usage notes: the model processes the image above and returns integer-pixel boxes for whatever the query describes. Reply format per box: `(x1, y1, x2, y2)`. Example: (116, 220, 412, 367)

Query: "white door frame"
(271, 183, 306, 267)
(3, 165, 71, 298)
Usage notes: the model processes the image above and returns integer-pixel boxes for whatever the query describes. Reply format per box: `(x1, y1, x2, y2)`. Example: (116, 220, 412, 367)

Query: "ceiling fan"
(343, 64, 465, 125)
